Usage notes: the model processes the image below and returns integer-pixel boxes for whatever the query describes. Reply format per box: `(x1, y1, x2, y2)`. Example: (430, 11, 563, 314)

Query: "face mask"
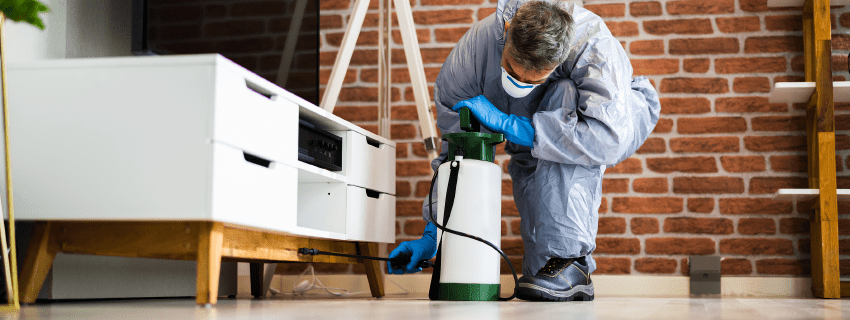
(501, 67, 539, 98)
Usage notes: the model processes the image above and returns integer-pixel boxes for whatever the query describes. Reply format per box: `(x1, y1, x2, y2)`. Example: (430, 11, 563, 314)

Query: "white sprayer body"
(435, 158, 502, 286)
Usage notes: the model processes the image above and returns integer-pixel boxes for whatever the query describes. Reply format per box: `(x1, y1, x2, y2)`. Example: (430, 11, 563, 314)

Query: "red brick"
(391, 29, 431, 45)
(769, 155, 808, 172)
(646, 156, 718, 173)
(396, 181, 411, 197)
(396, 200, 422, 217)
(653, 119, 674, 134)
(733, 77, 771, 93)
(393, 48, 453, 64)
(744, 136, 806, 152)
(500, 256, 524, 275)
(636, 138, 667, 154)
(391, 124, 417, 140)
(434, 27, 468, 43)
(669, 38, 739, 55)
(599, 198, 608, 214)
(683, 58, 710, 73)
(720, 198, 792, 215)
(397, 160, 432, 177)
(612, 197, 684, 214)
(646, 238, 715, 255)
(765, 14, 802, 31)
(403, 219, 427, 236)
(688, 198, 714, 213)
(503, 200, 519, 217)
(716, 97, 788, 113)
(643, 19, 713, 35)
(716, 57, 786, 73)
(333, 106, 378, 122)
(630, 40, 664, 55)
(414, 181, 431, 198)
(596, 237, 641, 254)
(660, 78, 728, 94)
(631, 217, 660, 235)
(411, 143, 429, 158)
(717, 16, 761, 33)
(738, 218, 776, 235)
(605, 158, 642, 174)
(502, 179, 513, 196)
(595, 257, 632, 274)
(501, 238, 524, 256)
(216, 37, 275, 55)
(320, 0, 350, 10)
(670, 137, 740, 153)
(606, 21, 640, 37)
(740, 0, 803, 12)
(599, 217, 627, 234)
(721, 238, 794, 255)
(660, 97, 711, 114)
(320, 15, 343, 29)
(678, 117, 747, 134)
(413, 9, 474, 25)
(838, 114, 850, 130)
(396, 144, 409, 159)
(722, 259, 753, 275)
(319, 69, 356, 85)
(630, 1, 662, 17)
(673, 177, 745, 194)
(633, 178, 668, 193)
(635, 258, 677, 274)
(602, 178, 629, 193)
(744, 36, 803, 53)
(510, 219, 521, 235)
(756, 259, 810, 275)
(478, 7, 497, 20)
(749, 177, 807, 194)
(585, 3, 626, 17)
(665, 217, 734, 235)
(779, 217, 809, 234)
(632, 59, 679, 75)
(721, 155, 766, 172)
(667, 0, 734, 15)
(756, 259, 812, 276)
(834, 34, 850, 51)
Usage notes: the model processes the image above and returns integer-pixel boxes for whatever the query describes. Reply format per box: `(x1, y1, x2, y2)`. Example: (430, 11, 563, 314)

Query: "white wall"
(6, 0, 132, 62)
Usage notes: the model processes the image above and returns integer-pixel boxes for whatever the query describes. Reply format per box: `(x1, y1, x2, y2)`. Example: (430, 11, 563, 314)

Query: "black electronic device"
(298, 119, 343, 171)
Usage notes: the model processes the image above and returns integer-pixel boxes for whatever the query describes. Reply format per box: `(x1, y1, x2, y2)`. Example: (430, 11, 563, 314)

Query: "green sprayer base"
(438, 283, 500, 301)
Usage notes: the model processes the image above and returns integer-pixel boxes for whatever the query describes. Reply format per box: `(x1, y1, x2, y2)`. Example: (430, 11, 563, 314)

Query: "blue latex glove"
(387, 221, 437, 274)
(452, 95, 535, 147)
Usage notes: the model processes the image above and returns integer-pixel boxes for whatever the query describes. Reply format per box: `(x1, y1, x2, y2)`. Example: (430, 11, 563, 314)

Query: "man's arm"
(530, 15, 660, 167)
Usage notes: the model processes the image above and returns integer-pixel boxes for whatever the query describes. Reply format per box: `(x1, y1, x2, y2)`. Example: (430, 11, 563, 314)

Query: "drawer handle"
(365, 189, 381, 199)
(243, 152, 274, 168)
(366, 137, 381, 148)
(245, 79, 277, 100)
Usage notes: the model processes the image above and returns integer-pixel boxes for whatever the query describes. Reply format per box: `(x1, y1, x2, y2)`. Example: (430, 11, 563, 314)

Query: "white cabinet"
(8, 54, 396, 242)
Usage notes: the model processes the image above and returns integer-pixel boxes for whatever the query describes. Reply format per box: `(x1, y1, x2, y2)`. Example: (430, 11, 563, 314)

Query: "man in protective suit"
(387, 0, 660, 301)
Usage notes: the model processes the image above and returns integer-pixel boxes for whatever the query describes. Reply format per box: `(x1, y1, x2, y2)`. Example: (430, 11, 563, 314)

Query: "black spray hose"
(427, 159, 518, 301)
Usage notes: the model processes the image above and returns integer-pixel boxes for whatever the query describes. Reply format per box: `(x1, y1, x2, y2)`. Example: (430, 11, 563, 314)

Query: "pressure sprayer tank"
(434, 107, 505, 301)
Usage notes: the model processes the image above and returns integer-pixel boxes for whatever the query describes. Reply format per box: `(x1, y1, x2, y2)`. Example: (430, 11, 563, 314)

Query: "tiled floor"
(8, 295, 850, 320)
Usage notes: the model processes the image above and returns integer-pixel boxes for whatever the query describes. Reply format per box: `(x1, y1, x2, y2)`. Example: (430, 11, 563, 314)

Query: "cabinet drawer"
(346, 186, 395, 243)
(211, 143, 298, 232)
(344, 132, 395, 194)
(213, 68, 298, 166)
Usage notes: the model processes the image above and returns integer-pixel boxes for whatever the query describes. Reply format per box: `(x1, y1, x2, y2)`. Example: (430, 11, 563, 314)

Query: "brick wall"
(147, 0, 319, 104)
(318, 0, 850, 277)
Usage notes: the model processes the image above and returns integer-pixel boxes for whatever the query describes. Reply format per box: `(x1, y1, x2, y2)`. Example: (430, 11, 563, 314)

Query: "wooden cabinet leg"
(358, 242, 385, 298)
(196, 222, 223, 305)
(811, 210, 841, 298)
(250, 263, 263, 298)
(19, 222, 57, 304)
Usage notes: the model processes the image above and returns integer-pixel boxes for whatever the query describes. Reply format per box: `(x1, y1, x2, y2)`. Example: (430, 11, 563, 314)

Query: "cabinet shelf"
(768, 81, 850, 103)
(772, 188, 850, 201)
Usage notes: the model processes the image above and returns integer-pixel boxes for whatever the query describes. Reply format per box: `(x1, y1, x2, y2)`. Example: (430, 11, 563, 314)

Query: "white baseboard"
(236, 274, 813, 299)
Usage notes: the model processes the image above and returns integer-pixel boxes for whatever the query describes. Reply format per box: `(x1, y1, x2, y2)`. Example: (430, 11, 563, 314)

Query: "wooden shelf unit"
(768, 0, 843, 298)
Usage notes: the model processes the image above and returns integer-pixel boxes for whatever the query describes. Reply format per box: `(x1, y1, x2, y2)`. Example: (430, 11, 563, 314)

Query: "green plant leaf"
(0, 0, 50, 30)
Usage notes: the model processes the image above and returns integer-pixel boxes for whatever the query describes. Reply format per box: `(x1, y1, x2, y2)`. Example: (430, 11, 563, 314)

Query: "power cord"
(269, 264, 411, 297)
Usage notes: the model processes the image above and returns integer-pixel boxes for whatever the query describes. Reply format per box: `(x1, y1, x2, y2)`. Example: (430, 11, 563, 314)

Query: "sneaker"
(516, 256, 594, 302)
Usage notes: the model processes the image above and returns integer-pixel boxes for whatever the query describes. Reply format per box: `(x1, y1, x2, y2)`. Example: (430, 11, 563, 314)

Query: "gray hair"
(505, 1, 573, 72)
